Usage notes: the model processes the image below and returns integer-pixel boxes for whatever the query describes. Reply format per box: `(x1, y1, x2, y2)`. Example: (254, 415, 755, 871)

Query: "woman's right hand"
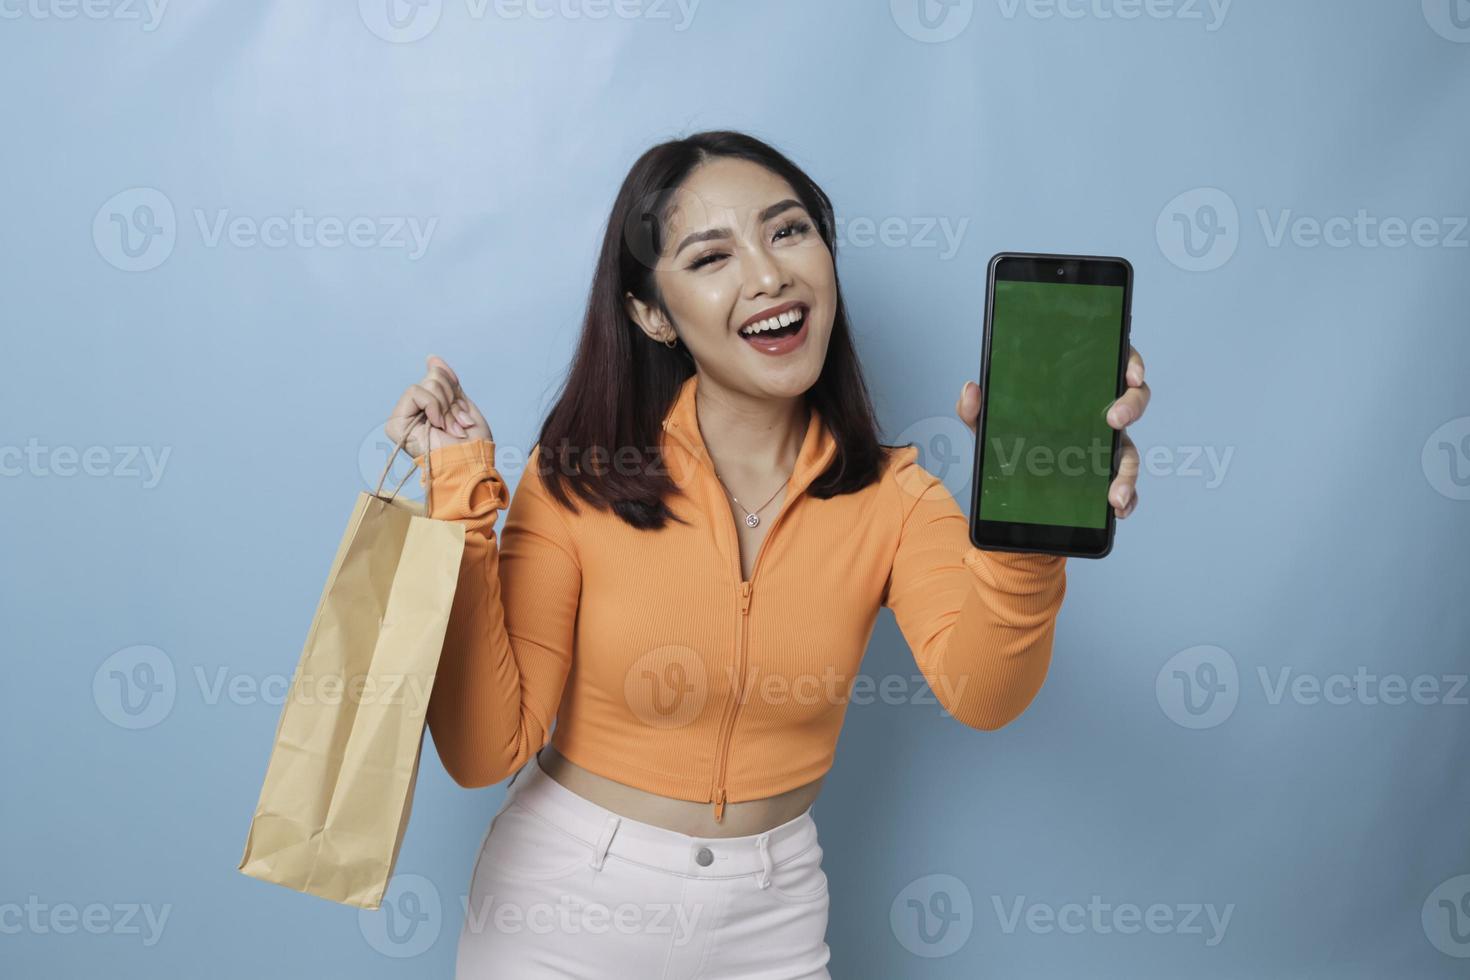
(385, 355, 494, 459)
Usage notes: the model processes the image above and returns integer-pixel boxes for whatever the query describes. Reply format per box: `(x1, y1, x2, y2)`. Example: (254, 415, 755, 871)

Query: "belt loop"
(756, 833, 773, 889)
(589, 814, 620, 871)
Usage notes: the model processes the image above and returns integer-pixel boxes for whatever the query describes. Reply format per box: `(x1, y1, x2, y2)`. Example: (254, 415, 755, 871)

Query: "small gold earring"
(662, 334, 677, 349)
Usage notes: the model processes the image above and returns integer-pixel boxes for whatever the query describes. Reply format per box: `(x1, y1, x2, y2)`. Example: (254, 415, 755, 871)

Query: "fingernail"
(1117, 485, 1132, 508)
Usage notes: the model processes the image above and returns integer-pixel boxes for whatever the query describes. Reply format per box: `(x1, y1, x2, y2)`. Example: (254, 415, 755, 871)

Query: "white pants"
(454, 750, 832, 978)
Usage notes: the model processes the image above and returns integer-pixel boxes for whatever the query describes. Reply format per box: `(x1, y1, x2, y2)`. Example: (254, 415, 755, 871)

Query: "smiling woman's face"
(626, 156, 836, 398)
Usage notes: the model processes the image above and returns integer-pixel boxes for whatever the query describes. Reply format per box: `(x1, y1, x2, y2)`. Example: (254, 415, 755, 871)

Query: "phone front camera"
(1056, 268, 1064, 276)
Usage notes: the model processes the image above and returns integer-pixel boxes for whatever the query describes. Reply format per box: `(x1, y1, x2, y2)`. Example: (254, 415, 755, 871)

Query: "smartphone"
(968, 252, 1134, 559)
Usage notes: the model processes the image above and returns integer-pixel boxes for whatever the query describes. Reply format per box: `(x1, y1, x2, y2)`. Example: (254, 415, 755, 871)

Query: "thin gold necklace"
(714, 469, 788, 528)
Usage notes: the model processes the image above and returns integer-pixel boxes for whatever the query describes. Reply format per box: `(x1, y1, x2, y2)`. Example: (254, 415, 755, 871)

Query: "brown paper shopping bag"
(238, 417, 465, 910)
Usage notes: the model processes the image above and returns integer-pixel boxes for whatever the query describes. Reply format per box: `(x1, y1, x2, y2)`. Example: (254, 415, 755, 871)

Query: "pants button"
(695, 846, 714, 867)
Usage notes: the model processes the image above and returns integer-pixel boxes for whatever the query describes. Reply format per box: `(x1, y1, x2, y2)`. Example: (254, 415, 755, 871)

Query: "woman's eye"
(774, 219, 812, 242)
(686, 219, 810, 269)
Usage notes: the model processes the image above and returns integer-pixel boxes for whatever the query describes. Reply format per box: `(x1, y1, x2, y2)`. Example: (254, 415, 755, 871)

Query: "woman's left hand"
(956, 344, 1151, 520)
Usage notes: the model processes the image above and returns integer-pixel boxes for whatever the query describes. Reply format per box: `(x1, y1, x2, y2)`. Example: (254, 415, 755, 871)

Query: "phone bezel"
(968, 251, 1134, 559)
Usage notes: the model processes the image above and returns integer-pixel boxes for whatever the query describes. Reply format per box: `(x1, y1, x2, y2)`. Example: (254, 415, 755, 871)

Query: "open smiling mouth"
(738, 304, 809, 354)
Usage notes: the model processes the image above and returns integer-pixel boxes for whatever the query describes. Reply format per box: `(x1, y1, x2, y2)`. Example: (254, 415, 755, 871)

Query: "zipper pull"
(739, 581, 751, 615)
(713, 787, 727, 823)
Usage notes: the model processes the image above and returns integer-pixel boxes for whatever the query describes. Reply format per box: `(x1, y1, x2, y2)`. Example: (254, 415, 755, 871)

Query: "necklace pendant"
(745, 513, 760, 528)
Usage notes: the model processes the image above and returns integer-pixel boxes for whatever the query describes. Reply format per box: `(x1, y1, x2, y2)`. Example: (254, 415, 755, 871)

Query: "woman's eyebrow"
(673, 198, 804, 257)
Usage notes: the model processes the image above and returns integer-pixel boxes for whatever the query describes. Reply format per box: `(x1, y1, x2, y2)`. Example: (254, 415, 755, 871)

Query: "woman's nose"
(742, 244, 788, 297)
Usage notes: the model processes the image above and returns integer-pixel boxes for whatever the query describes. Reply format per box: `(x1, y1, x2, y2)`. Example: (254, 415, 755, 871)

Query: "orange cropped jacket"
(416, 372, 1068, 822)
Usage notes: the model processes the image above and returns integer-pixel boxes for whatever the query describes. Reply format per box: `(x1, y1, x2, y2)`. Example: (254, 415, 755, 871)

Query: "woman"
(384, 130, 1149, 978)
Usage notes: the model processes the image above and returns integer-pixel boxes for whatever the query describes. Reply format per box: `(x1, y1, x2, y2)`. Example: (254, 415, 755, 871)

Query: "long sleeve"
(882, 447, 1067, 730)
(413, 438, 582, 788)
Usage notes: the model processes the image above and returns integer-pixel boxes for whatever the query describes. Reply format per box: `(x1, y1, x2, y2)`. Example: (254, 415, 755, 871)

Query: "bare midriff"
(537, 743, 824, 838)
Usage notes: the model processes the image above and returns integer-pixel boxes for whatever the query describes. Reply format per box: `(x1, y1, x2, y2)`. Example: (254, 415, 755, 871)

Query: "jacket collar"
(660, 372, 838, 499)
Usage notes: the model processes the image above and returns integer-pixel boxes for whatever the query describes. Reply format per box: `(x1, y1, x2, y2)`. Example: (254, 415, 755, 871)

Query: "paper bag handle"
(372, 409, 435, 514)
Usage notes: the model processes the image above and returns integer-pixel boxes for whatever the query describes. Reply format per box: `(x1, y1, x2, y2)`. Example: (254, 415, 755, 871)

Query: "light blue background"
(3, 1, 1468, 977)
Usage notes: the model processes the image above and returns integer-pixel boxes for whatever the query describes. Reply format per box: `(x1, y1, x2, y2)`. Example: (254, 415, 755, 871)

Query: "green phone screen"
(979, 280, 1124, 529)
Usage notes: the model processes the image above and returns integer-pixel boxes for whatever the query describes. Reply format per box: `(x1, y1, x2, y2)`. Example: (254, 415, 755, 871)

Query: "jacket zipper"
(711, 580, 752, 823)
(709, 496, 797, 822)
(663, 415, 811, 825)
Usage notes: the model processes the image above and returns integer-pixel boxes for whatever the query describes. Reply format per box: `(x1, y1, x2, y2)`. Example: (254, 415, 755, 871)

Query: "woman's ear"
(625, 291, 672, 344)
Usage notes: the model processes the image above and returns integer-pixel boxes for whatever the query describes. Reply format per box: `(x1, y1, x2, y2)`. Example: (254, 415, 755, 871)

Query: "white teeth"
(741, 306, 805, 336)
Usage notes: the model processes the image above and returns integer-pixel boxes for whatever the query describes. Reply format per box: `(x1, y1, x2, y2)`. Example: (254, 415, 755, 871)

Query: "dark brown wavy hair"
(535, 129, 895, 530)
